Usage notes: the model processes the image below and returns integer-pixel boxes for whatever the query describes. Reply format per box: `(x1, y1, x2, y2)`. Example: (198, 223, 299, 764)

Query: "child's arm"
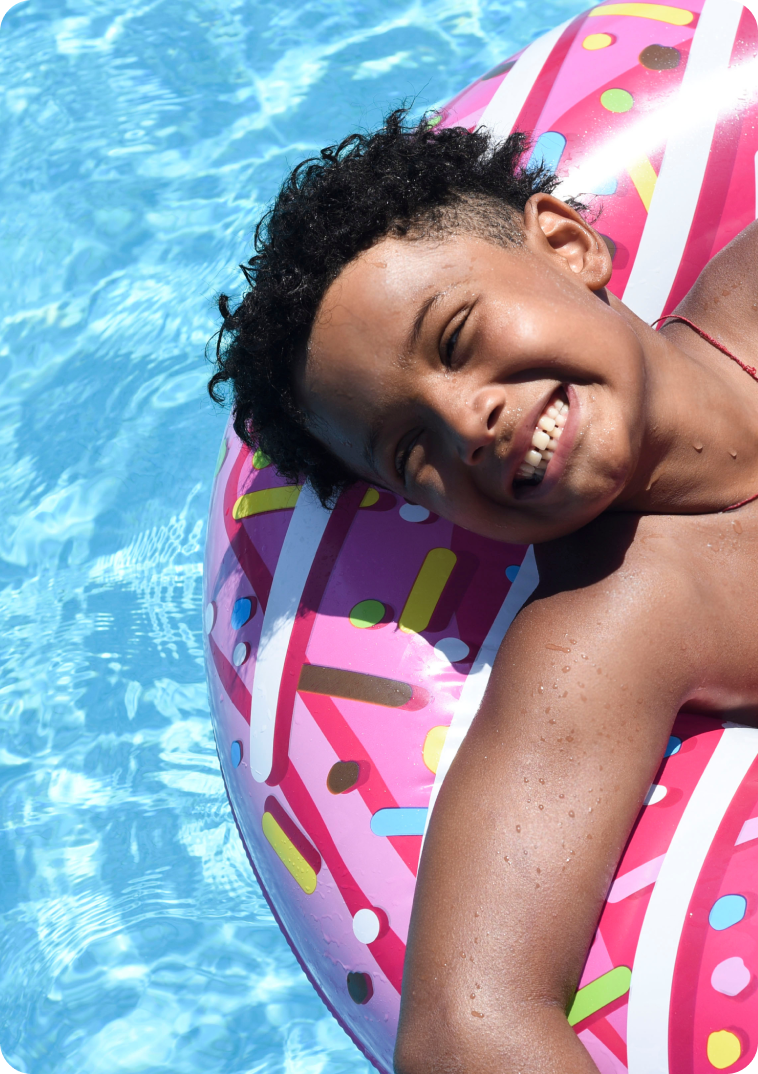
(394, 557, 697, 1074)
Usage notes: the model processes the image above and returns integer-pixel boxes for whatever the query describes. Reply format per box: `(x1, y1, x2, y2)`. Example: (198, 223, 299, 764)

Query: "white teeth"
(515, 393, 569, 486)
(525, 448, 543, 467)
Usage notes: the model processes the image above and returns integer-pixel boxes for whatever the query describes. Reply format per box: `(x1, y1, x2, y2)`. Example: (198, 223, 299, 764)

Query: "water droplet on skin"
(563, 666, 570, 673)
(730, 450, 738, 458)
(734, 520, 743, 534)
(693, 442, 703, 452)
(539, 778, 545, 784)
(515, 825, 521, 832)
(569, 811, 575, 817)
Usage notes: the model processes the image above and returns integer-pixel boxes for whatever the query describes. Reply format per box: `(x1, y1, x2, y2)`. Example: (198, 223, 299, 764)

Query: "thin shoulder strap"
(652, 314, 758, 379)
(652, 314, 758, 513)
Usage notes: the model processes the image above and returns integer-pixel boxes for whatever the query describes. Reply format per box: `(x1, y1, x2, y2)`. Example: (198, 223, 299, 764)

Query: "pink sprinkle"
(608, 854, 666, 904)
(711, 957, 751, 997)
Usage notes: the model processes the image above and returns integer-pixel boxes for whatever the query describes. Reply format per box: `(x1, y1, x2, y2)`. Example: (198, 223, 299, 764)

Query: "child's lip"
(509, 385, 578, 501)
(505, 387, 559, 489)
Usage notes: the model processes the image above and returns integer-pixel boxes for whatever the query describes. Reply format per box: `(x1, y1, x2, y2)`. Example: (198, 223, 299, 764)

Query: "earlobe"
(523, 192, 613, 292)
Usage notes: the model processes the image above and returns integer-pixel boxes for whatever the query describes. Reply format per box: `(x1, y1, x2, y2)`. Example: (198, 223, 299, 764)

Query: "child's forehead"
(317, 231, 520, 327)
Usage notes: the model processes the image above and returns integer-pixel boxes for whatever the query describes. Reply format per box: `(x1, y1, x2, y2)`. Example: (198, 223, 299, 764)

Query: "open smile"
(513, 389, 570, 489)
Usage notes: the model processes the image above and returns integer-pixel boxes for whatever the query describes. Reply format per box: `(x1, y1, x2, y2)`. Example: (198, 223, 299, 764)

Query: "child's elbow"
(393, 1005, 486, 1074)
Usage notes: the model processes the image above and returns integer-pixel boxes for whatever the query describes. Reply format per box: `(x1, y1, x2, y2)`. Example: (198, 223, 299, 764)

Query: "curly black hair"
(208, 108, 575, 505)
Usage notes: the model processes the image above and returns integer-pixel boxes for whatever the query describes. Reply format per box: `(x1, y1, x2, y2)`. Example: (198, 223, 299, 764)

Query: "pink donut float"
(204, 4, 758, 1072)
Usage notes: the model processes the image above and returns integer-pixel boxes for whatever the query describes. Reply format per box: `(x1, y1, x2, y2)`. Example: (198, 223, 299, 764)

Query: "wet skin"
(298, 199, 758, 1073)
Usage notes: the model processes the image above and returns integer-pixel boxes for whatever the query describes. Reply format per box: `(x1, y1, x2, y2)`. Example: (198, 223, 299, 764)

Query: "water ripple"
(0, 0, 587, 1069)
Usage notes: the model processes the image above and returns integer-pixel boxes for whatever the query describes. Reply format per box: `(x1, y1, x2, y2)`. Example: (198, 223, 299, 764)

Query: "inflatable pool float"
(204, 3, 758, 1071)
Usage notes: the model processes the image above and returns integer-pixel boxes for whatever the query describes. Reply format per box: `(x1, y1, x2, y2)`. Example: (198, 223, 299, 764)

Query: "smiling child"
(209, 111, 758, 1073)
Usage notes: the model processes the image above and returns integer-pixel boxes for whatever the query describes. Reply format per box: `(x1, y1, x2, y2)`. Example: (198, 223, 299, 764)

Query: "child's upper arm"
(395, 569, 696, 1074)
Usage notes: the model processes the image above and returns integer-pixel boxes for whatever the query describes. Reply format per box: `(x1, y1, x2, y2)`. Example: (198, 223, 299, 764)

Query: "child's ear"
(523, 192, 612, 292)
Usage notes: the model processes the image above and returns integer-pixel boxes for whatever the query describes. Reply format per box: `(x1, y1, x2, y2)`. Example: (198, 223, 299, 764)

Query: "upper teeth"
(516, 396, 568, 483)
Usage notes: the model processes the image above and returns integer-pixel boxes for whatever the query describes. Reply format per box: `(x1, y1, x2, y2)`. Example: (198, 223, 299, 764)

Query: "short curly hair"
(208, 108, 574, 505)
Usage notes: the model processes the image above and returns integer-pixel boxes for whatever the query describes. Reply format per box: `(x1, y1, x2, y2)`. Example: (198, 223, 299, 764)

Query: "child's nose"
(448, 386, 504, 466)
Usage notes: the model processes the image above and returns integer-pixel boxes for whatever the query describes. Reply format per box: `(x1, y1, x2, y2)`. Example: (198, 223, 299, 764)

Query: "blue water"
(0, 0, 587, 1070)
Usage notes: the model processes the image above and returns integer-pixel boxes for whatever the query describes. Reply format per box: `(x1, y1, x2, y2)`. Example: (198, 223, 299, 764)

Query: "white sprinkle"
(353, 908, 381, 944)
(399, 503, 430, 523)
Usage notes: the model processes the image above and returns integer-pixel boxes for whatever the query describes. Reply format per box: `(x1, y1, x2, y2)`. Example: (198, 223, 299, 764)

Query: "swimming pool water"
(0, 0, 587, 1069)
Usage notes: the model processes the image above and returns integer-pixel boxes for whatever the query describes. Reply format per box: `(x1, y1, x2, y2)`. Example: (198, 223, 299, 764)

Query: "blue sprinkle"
(588, 176, 618, 196)
(664, 736, 682, 757)
(505, 565, 520, 582)
(526, 131, 567, 175)
(231, 740, 243, 768)
(709, 894, 747, 931)
(231, 597, 253, 630)
(371, 807, 428, 837)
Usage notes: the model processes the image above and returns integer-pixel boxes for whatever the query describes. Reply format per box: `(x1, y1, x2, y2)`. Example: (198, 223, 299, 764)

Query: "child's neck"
(610, 300, 758, 516)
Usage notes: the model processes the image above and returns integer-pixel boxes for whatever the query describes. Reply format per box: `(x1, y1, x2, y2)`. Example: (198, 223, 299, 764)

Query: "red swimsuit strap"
(652, 314, 758, 513)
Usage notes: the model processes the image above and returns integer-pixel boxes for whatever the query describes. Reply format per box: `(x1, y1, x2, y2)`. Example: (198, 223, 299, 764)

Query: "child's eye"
(443, 317, 466, 368)
(395, 431, 422, 485)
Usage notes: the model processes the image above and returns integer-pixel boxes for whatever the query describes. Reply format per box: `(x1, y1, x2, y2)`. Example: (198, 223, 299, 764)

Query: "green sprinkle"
(349, 599, 386, 629)
(214, 438, 228, 476)
(567, 966, 631, 1027)
(600, 88, 633, 113)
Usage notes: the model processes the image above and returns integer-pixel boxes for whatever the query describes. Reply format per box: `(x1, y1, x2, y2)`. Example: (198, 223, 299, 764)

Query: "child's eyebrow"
(404, 289, 446, 360)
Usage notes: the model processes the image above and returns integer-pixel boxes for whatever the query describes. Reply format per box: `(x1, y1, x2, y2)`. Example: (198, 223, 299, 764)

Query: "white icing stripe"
(620, 0, 745, 324)
(248, 485, 331, 782)
(423, 545, 539, 835)
(626, 725, 758, 1074)
(478, 17, 575, 141)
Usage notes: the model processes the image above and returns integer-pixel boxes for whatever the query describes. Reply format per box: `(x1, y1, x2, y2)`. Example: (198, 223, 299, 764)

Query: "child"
(209, 111, 758, 1073)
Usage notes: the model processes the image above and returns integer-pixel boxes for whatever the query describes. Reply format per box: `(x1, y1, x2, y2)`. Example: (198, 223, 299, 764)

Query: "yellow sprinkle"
(628, 155, 658, 212)
(360, 487, 380, 507)
(399, 548, 457, 633)
(589, 3, 694, 24)
(262, 812, 317, 894)
(252, 448, 271, 469)
(707, 1030, 741, 1070)
(583, 32, 614, 49)
(233, 485, 301, 520)
(423, 726, 449, 773)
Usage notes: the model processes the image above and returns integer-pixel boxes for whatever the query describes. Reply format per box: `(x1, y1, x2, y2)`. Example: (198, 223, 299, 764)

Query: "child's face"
(299, 199, 649, 545)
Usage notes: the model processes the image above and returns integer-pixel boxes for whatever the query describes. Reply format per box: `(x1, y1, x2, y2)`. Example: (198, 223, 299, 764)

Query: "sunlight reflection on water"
(0, 0, 587, 1069)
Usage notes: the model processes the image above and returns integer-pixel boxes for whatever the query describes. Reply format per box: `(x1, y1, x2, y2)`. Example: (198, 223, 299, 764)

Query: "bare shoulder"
(482, 512, 708, 738)
(522, 511, 701, 647)
(676, 219, 758, 355)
